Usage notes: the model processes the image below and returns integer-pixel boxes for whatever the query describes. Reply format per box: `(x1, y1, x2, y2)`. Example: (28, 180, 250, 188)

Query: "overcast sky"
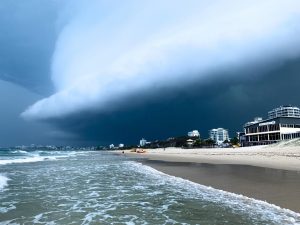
(0, 0, 300, 146)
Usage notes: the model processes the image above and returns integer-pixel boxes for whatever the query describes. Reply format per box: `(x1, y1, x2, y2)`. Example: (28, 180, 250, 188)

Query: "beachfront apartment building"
(242, 105, 300, 146)
(268, 105, 300, 119)
(209, 128, 229, 145)
(139, 138, 147, 147)
(188, 130, 200, 137)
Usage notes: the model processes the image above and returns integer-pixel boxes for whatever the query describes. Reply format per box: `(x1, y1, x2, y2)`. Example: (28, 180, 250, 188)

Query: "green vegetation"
(142, 136, 218, 149)
(105, 135, 240, 150)
(230, 137, 239, 145)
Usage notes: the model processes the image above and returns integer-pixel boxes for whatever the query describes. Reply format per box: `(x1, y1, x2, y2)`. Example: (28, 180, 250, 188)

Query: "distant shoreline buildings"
(188, 130, 200, 138)
(132, 105, 300, 149)
(209, 128, 229, 145)
(139, 138, 147, 147)
(241, 105, 300, 146)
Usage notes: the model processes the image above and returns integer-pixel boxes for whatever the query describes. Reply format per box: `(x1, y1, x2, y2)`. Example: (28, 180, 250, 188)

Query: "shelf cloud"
(21, 0, 300, 120)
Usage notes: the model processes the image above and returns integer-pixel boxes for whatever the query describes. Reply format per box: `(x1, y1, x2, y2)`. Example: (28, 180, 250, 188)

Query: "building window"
(259, 134, 268, 141)
(258, 125, 268, 133)
(249, 127, 257, 133)
(250, 135, 258, 142)
(281, 124, 295, 128)
(269, 124, 279, 131)
(269, 132, 280, 141)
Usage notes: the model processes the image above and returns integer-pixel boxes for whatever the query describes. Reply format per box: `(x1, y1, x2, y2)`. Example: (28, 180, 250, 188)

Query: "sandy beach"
(118, 144, 300, 212)
(122, 145, 300, 171)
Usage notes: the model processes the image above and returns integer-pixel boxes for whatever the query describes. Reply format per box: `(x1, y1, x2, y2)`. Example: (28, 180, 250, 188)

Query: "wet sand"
(142, 159, 300, 213)
(116, 145, 300, 212)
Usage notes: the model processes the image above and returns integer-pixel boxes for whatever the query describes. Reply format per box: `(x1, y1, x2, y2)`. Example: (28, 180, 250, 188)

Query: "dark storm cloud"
(49, 57, 300, 146)
(1, 0, 300, 146)
(22, 0, 300, 120)
(0, 0, 60, 94)
(0, 80, 67, 147)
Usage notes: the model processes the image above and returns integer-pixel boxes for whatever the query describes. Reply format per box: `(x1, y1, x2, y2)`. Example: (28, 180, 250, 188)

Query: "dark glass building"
(242, 106, 300, 146)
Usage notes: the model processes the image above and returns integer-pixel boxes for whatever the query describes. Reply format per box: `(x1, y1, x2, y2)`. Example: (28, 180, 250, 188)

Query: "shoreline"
(114, 145, 300, 212)
(120, 145, 300, 171)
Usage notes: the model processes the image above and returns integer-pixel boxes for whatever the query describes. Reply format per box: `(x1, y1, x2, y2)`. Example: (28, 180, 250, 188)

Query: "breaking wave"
(0, 174, 9, 191)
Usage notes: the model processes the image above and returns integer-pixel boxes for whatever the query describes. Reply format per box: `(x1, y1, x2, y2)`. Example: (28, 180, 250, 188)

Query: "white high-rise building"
(139, 138, 147, 147)
(268, 105, 300, 119)
(188, 130, 200, 137)
(209, 128, 229, 144)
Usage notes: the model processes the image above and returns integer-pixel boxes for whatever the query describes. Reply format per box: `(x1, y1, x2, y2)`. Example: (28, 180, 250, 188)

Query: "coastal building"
(186, 139, 194, 148)
(237, 132, 246, 145)
(109, 144, 115, 149)
(139, 138, 147, 147)
(209, 128, 229, 144)
(119, 144, 124, 148)
(243, 105, 300, 146)
(188, 130, 200, 137)
(268, 105, 300, 119)
(244, 117, 263, 127)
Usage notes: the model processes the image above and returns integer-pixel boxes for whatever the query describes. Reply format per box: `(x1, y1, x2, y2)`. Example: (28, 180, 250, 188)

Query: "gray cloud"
(0, 80, 69, 147)
(22, 0, 300, 120)
(48, 57, 300, 145)
(1, 1, 300, 146)
(0, 0, 61, 94)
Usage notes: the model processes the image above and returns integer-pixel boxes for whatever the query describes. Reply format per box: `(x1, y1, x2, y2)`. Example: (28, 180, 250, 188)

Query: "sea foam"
(0, 156, 56, 165)
(0, 150, 81, 166)
(128, 162, 300, 224)
(0, 174, 9, 191)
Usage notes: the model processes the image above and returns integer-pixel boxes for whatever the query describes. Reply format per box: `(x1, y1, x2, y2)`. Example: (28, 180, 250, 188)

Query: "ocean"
(0, 149, 299, 225)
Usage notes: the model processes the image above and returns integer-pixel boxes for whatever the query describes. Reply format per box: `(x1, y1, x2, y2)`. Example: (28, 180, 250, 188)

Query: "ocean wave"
(0, 174, 9, 191)
(1, 154, 299, 224)
(0, 150, 88, 166)
(128, 162, 300, 225)
(0, 156, 57, 166)
(11, 150, 28, 154)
